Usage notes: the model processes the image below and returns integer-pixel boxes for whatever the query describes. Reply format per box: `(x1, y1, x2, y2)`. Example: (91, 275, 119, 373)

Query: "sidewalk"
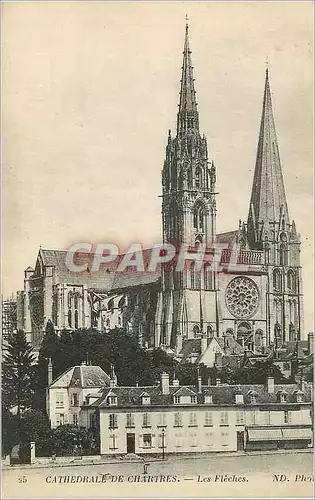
(2, 448, 313, 471)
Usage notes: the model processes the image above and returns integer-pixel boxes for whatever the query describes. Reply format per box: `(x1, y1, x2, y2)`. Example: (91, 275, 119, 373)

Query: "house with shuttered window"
(46, 362, 110, 428)
(79, 372, 313, 456)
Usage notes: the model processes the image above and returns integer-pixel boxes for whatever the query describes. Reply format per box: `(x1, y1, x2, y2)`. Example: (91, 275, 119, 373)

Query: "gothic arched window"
(195, 168, 202, 189)
(204, 264, 213, 290)
(68, 310, 72, 328)
(287, 270, 296, 293)
(273, 269, 282, 292)
(207, 325, 213, 338)
(193, 204, 205, 233)
(74, 310, 79, 329)
(264, 243, 270, 264)
(193, 325, 200, 337)
(74, 294, 79, 309)
(190, 262, 195, 289)
(279, 243, 288, 266)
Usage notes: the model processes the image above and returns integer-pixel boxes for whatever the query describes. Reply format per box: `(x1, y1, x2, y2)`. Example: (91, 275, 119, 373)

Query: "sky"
(2, 1, 313, 331)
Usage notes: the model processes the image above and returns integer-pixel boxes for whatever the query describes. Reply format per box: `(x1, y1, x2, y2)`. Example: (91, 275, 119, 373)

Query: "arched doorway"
(237, 322, 252, 348)
(255, 329, 264, 352)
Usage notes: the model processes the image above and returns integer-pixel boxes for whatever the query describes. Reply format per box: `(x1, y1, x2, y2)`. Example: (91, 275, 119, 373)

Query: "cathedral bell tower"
(162, 23, 216, 249)
(246, 69, 303, 345)
(155, 24, 217, 349)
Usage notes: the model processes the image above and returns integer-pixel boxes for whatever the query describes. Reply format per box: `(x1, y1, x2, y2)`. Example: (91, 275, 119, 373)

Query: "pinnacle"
(177, 22, 199, 136)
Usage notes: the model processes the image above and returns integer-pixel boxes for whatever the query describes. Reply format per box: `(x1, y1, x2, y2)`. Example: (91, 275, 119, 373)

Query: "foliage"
(1, 409, 51, 458)
(1, 411, 20, 458)
(2, 330, 36, 414)
(37, 328, 178, 387)
(218, 357, 289, 385)
(50, 425, 98, 456)
(19, 409, 52, 456)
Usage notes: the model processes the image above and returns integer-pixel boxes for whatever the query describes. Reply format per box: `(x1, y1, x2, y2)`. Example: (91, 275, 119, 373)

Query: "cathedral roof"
(215, 230, 238, 245)
(36, 247, 160, 291)
(247, 69, 290, 237)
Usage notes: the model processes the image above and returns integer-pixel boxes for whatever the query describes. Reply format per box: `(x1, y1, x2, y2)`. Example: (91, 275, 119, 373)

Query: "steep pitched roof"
(216, 337, 244, 356)
(50, 364, 110, 388)
(36, 247, 161, 291)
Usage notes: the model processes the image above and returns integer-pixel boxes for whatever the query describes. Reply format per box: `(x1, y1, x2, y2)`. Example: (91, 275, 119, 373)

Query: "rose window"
(225, 277, 259, 319)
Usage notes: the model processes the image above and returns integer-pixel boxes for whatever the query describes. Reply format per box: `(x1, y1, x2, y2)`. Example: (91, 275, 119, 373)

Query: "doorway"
(126, 433, 135, 454)
(237, 431, 244, 451)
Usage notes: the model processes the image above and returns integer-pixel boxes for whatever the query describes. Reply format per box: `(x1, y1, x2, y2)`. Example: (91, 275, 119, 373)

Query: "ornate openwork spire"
(177, 23, 199, 136)
(247, 69, 289, 242)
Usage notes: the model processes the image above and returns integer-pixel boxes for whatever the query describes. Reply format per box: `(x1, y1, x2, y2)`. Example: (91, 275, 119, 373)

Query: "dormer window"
(191, 395, 197, 404)
(174, 396, 181, 404)
(235, 394, 244, 404)
(295, 391, 304, 403)
(141, 396, 151, 405)
(277, 391, 288, 403)
(108, 396, 117, 406)
(248, 391, 258, 404)
(204, 395, 213, 404)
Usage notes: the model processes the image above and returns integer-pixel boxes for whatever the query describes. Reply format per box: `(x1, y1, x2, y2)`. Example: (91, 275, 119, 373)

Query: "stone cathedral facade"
(17, 25, 304, 352)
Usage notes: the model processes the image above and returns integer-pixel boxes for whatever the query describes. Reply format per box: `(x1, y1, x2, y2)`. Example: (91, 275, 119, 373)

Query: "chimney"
(161, 372, 170, 395)
(308, 332, 314, 355)
(266, 376, 274, 394)
(216, 378, 221, 386)
(110, 364, 117, 388)
(201, 334, 207, 355)
(48, 358, 53, 386)
(172, 374, 180, 387)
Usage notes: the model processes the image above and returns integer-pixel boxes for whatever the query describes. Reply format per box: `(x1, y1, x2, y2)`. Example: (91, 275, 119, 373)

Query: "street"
(2, 451, 314, 499)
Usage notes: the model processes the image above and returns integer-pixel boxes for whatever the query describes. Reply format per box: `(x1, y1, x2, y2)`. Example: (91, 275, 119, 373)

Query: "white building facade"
(79, 373, 313, 456)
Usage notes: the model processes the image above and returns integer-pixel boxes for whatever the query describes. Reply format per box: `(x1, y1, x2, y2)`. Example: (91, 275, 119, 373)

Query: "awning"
(282, 428, 313, 440)
(247, 429, 282, 441)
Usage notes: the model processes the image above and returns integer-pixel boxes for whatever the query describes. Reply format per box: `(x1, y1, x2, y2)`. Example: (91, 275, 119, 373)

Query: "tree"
(1, 410, 20, 458)
(51, 424, 98, 456)
(2, 330, 36, 414)
(19, 409, 52, 457)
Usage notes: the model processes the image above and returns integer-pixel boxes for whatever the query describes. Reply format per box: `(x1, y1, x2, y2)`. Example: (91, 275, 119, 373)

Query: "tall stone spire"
(247, 69, 289, 246)
(177, 23, 199, 136)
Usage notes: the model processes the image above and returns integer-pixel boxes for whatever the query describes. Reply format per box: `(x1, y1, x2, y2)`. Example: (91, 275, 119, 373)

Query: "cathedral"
(17, 24, 304, 353)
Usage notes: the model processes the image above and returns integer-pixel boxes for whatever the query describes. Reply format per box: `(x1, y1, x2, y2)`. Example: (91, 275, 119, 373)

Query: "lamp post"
(162, 428, 165, 460)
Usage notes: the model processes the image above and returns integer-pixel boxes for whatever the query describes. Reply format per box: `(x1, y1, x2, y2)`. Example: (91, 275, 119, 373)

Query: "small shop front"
(245, 427, 313, 451)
